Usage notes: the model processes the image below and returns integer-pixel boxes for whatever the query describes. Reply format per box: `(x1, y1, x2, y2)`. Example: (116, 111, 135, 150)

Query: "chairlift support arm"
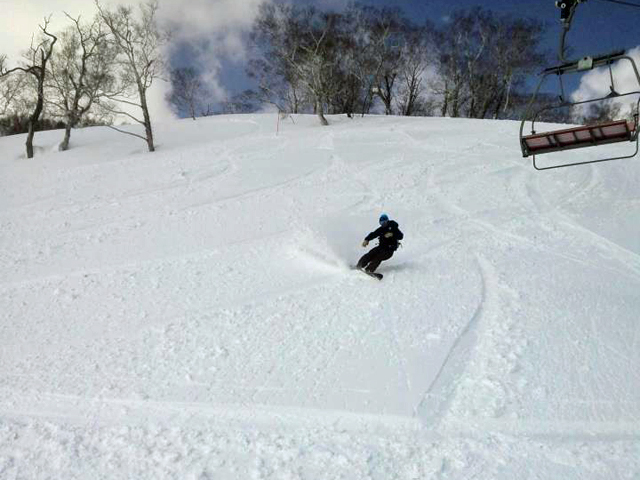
(556, 0, 587, 62)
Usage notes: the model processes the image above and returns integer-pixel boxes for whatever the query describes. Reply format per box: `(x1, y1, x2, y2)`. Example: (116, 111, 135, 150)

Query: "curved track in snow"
(1, 114, 639, 479)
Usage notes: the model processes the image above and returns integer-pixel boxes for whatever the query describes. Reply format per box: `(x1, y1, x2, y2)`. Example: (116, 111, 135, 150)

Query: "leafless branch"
(106, 124, 147, 140)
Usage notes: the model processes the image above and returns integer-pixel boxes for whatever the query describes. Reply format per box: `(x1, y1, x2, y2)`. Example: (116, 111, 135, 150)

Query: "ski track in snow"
(416, 255, 493, 428)
(1, 114, 639, 479)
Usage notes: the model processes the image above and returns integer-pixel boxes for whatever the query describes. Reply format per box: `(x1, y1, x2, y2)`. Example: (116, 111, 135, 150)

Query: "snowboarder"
(356, 214, 403, 278)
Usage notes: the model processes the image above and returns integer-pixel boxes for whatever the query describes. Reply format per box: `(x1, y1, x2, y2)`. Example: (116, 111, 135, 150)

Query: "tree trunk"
(291, 86, 300, 114)
(404, 77, 419, 117)
(144, 118, 155, 152)
(25, 81, 45, 159)
(25, 122, 36, 159)
(480, 99, 493, 119)
(376, 75, 395, 115)
(451, 85, 461, 118)
(383, 77, 393, 115)
(59, 124, 72, 151)
(316, 101, 329, 126)
(140, 90, 155, 152)
(361, 88, 374, 117)
(441, 96, 448, 117)
(468, 98, 476, 119)
(440, 85, 449, 117)
(317, 112, 328, 125)
(501, 75, 513, 115)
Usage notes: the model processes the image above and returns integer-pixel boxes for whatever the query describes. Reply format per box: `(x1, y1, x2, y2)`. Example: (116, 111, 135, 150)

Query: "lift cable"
(594, 0, 640, 8)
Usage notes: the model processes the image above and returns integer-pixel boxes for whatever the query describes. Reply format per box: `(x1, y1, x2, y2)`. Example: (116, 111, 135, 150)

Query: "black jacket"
(365, 220, 404, 250)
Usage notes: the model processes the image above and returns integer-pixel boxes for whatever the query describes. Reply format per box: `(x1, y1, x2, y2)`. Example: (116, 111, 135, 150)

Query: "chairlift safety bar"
(542, 50, 628, 76)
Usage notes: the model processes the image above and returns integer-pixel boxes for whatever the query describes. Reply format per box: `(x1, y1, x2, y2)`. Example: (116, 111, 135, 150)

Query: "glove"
(362, 240, 369, 247)
(384, 232, 393, 238)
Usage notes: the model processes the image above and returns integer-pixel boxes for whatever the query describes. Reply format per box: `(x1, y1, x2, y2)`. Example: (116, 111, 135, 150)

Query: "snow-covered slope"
(1, 114, 639, 479)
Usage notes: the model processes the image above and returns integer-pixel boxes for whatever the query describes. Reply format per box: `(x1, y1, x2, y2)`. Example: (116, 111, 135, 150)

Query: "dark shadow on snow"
(377, 261, 425, 273)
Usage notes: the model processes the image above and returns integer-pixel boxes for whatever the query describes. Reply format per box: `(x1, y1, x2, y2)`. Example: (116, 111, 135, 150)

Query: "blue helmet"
(379, 213, 389, 225)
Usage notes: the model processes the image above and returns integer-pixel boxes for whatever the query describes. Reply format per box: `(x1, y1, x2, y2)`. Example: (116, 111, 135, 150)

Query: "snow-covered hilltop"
(1, 114, 639, 479)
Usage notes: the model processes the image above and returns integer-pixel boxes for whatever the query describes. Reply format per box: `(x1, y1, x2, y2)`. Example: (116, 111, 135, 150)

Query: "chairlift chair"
(519, 0, 640, 170)
(520, 51, 640, 170)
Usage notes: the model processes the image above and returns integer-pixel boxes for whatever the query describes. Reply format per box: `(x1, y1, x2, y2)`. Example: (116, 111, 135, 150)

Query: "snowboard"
(351, 266, 383, 280)
(364, 271, 383, 280)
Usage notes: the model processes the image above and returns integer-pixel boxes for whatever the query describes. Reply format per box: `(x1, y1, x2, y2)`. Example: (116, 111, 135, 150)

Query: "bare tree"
(251, 5, 344, 126)
(0, 17, 57, 158)
(397, 27, 434, 116)
(488, 17, 545, 119)
(369, 9, 407, 115)
(167, 67, 205, 120)
(467, 13, 493, 118)
(0, 73, 30, 136)
(46, 13, 116, 151)
(200, 103, 214, 117)
(0, 69, 27, 117)
(330, 6, 388, 118)
(432, 34, 466, 118)
(245, 4, 547, 122)
(337, 7, 376, 117)
(248, 3, 309, 115)
(249, 5, 431, 119)
(434, 9, 545, 120)
(432, 11, 488, 118)
(290, 9, 344, 126)
(96, 0, 167, 152)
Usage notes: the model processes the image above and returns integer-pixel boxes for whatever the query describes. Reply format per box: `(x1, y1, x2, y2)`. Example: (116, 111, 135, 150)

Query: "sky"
(2, 0, 640, 119)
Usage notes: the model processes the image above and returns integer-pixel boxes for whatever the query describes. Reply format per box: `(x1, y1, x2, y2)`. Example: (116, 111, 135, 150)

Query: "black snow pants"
(357, 246, 394, 273)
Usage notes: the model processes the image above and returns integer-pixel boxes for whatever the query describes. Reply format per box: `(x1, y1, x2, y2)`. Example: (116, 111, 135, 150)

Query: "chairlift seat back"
(522, 119, 637, 157)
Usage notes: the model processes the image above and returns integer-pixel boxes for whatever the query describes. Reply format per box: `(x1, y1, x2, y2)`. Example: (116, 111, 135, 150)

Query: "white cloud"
(159, 0, 262, 45)
(158, 0, 268, 104)
(571, 46, 640, 119)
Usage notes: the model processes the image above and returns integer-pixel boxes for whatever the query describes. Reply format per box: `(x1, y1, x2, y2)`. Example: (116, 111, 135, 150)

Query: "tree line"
(1, 1, 624, 158)
(166, 5, 553, 125)
(241, 4, 631, 126)
(242, 4, 548, 125)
